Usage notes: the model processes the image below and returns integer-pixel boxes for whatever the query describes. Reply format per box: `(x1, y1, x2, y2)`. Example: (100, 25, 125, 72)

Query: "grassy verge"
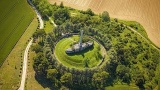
(44, 18, 54, 33)
(0, 17, 38, 90)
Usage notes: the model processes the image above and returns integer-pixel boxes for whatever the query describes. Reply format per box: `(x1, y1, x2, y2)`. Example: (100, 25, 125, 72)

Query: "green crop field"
(55, 35, 103, 69)
(0, 0, 34, 66)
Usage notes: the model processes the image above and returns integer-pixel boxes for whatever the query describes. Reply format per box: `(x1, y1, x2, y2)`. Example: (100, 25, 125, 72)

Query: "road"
(18, 0, 44, 90)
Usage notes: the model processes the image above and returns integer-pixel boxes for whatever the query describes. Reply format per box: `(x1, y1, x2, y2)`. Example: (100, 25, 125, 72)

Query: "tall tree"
(85, 8, 94, 16)
(31, 44, 43, 53)
(116, 65, 130, 83)
(47, 69, 58, 81)
(92, 71, 109, 89)
(101, 11, 110, 22)
(60, 2, 64, 8)
(60, 73, 73, 87)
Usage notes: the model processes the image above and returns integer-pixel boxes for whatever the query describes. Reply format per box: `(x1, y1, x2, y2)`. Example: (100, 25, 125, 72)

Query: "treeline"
(31, 1, 160, 90)
(32, 30, 111, 89)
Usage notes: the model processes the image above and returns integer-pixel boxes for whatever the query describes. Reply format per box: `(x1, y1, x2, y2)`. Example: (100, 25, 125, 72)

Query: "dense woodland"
(31, 0, 160, 90)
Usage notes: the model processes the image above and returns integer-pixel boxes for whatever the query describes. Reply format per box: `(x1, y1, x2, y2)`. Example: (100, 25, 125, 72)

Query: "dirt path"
(126, 25, 160, 51)
(18, 39, 33, 90)
(28, 0, 44, 29)
(18, 0, 44, 90)
(47, 16, 57, 27)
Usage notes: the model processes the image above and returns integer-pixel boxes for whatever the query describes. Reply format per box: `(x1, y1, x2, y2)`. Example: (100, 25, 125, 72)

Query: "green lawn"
(105, 85, 139, 90)
(44, 18, 54, 33)
(55, 35, 103, 69)
(0, 0, 34, 66)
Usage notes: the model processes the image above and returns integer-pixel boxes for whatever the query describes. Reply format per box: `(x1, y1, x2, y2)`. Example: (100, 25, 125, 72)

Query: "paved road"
(18, 0, 44, 90)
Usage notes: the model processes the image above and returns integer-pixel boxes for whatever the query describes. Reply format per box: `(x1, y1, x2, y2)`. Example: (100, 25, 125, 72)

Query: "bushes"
(101, 11, 110, 22)
(53, 8, 70, 25)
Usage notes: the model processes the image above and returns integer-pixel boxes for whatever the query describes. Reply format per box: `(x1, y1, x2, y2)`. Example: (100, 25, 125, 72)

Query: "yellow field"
(48, 0, 160, 48)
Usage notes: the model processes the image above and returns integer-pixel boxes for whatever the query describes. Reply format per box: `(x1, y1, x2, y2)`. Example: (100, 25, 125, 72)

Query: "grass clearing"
(44, 18, 54, 33)
(105, 84, 139, 90)
(0, 0, 34, 66)
(55, 35, 103, 69)
(0, 17, 38, 90)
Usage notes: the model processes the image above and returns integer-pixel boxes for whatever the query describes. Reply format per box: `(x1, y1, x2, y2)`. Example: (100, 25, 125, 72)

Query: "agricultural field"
(55, 35, 103, 69)
(48, 0, 160, 48)
(0, 17, 38, 90)
(0, 0, 34, 66)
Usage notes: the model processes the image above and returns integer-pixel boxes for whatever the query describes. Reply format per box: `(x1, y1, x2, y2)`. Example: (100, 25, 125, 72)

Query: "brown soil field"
(48, 0, 160, 48)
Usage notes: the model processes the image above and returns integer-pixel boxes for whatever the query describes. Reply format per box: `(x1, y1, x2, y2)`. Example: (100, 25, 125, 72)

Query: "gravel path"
(18, 0, 44, 90)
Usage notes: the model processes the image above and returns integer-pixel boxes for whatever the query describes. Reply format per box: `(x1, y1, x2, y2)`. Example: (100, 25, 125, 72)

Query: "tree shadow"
(35, 74, 58, 90)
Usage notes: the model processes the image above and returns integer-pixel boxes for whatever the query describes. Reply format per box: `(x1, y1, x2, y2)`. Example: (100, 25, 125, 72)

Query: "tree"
(47, 69, 58, 81)
(60, 73, 73, 87)
(85, 8, 94, 16)
(34, 29, 46, 43)
(54, 8, 70, 25)
(60, 2, 64, 8)
(116, 65, 130, 83)
(33, 52, 49, 75)
(36, 29, 46, 37)
(32, 44, 43, 53)
(92, 71, 109, 88)
(134, 71, 145, 88)
(101, 11, 110, 22)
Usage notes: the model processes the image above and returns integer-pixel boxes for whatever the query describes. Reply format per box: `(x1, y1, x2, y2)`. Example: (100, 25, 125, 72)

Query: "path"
(28, 0, 44, 29)
(18, 39, 32, 90)
(18, 0, 44, 90)
(125, 25, 160, 51)
(48, 16, 57, 27)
